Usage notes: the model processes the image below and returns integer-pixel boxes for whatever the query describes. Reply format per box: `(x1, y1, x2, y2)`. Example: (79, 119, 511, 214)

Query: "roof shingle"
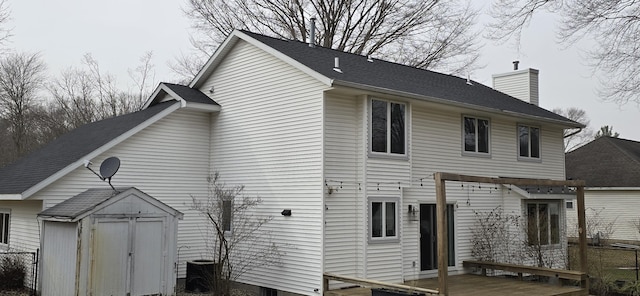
(241, 30, 579, 126)
(0, 102, 176, 195)
(566, 137, 640, 187)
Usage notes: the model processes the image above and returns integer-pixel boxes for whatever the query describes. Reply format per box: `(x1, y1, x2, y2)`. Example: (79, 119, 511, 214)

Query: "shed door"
(91, 217, 165, 296)
(131, 219, 165, 295)
(92, 219, 130, 296)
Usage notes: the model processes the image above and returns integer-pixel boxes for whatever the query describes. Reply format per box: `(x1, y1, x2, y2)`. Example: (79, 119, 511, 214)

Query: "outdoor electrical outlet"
(412, 261, 416, 267)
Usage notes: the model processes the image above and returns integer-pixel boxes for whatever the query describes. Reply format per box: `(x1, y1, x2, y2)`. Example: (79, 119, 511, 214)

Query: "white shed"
(37, 187, 183, 296)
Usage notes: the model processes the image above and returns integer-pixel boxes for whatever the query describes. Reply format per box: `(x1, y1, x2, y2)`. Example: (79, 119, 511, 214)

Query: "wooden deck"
(325, 274, 586, 296)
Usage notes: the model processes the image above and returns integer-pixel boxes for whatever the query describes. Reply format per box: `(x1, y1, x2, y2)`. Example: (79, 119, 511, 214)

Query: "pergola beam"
(433, 172, 588, 295)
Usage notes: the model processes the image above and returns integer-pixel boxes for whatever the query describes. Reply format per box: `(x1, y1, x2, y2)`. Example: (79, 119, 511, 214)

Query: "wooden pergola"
(434, 172, 588, 295)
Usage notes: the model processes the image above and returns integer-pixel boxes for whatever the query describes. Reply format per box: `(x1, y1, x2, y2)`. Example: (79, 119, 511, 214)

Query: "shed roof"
(38, 187, 183, 221)
(566, 137, 640, 187)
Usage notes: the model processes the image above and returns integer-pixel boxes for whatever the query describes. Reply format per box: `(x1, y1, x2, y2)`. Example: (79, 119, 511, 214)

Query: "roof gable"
(0, 101, 179, 197)
(566, 137, 640, 187)
(192, 30, 580, 127)
(38, 187, 183, 221)
(143, 82, 220, 111)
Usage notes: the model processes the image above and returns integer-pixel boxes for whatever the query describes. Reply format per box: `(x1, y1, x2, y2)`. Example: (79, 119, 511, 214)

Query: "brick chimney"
(492, 62, 539, 106)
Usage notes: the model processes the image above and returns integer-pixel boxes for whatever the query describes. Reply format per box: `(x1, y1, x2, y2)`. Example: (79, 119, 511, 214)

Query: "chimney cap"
(513, 60, 520, 70)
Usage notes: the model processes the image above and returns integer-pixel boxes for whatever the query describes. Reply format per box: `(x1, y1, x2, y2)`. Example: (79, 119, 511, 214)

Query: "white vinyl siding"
(0, 200, 42, 251)
(323, 94, 365, 282)
(200, 40, 325, 295)
(566, 189, 640, 242)
(29, 109, 211, 279)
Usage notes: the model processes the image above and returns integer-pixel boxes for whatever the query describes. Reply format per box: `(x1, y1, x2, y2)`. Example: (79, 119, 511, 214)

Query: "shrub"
(0, 255, 26, 290)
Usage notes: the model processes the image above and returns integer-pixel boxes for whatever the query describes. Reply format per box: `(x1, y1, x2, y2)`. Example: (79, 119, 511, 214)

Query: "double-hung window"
(518, 125, 540, 159)
(0, 209, 9, 246)
(369, 197, 398, 242)
(371, 99, 406, 155)
(526, 201, 560, 246)
(463, 116, 490, 154)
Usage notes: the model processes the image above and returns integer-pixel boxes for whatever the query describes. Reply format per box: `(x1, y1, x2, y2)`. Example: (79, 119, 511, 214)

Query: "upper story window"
(518, 125, 540, 159)
(371, 99, 406, 155)
(0, 209, 9, 246)
(463, 116, 490, 154)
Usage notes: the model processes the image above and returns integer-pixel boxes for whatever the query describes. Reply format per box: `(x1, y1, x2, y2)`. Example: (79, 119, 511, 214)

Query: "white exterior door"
(91, 217, 165, 296)
(131, 219, 165, 295)
(92, 219, 130, 296)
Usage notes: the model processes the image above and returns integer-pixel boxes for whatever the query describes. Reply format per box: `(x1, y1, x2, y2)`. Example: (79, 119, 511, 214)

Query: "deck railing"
(323, 272, 439, 295)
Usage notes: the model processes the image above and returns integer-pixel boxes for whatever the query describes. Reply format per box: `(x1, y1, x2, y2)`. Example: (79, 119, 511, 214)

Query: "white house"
(565, 136, 640, 243)
(0, 30, 582, 295)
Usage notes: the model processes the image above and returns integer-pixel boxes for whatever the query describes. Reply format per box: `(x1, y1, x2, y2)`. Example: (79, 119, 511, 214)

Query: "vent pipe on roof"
(309, 17, 316, 48)
(333, 57, 342, 73)
(513, 60, 520, 70)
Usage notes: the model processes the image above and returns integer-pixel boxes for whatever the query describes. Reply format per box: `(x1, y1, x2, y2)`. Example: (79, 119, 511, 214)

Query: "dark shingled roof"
(241, 30, 578, 126)
(0, 101, 177, 195)
(163, 82, 219, 105)
(38, 187, 133, 219)
(566, 137, 640, 187)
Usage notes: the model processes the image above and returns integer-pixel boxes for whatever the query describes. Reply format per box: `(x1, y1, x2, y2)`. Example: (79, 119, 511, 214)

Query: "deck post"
(576, 186, 588, 291)
(434, 172, 448, 295)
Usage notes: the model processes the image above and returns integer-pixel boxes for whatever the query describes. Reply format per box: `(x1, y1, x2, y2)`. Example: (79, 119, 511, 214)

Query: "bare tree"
(487, 0, 640, 105)
(191, 173, 282, 296)
(594, 125, 619, 139)
(181, 0, 481, 81)
(128, 51, 156, 108)
(0, 52, 47, 158)
(47, 67, 99, 130)
(552, 107, 593, 152)
(0, 0, 12, 47)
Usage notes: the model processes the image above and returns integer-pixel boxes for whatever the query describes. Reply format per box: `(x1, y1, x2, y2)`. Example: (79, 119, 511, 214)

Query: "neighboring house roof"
(566, 137, 640, 187)
(0, 101, 178, 196)
(192, 30, 581, 128)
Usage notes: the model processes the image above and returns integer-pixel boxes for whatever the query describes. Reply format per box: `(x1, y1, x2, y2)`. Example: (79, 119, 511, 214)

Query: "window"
(463, 116, 489, 154)
(0, 209, 9, 245)
(527, 202, 560, 246)
(518, 125, 540, 159)
(222, 200, 232, 233)
(261, 287, 278, 296)
(371, 99, 406, 155)
(566, 201, 573, 209)
(369, 198, 398, 241)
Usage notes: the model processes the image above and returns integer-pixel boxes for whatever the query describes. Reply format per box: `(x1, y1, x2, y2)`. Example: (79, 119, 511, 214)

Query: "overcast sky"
(8, 0, 639, 141)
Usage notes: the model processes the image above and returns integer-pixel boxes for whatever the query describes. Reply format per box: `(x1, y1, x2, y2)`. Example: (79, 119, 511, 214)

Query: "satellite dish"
(99, 157, 120, 180)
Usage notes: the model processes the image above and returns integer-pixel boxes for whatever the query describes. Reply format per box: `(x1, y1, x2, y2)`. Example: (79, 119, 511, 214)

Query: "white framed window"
(518, 125, 540, 159)
(0, 209, 9, 246)
(369, 197, 399, 242)
(371, 98, 406, 155)
(462, 116, 490, 154)
(526, 201, 560, 246)
(565, 201, 574, 209)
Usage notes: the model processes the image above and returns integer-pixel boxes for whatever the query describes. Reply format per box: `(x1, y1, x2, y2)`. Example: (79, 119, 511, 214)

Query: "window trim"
(369, 98, 408, 158)
(525, 201, 561, 247)
(0, 209, 10, 247)
(368, 196, 400, 243)
(461, 115, 491, 157)
(517, 124, 542, 161)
